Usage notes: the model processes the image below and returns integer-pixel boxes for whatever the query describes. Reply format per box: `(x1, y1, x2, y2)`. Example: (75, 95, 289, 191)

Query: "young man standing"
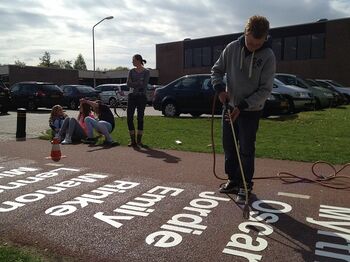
(211, 15, 276, 202)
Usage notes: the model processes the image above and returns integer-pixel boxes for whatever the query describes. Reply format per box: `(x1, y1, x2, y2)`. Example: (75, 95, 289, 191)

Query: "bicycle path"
(0, 139, 349, 261)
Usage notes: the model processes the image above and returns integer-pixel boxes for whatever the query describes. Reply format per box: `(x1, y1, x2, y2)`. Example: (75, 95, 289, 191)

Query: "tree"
(114, 66, 129, 71)
(14, 60, 26, 66)
(52, 59, 73, 69)
(73, 54, 87, 70)
(38, 51, 52, 67)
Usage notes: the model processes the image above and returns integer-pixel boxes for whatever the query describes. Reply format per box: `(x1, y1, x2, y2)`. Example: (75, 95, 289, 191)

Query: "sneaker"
(235, 187, 252, 204)
(61, 138, 72, 144)
(83, 137, 97, 144)
(219, 180, 240, 194)
(103, 140, 119, 147)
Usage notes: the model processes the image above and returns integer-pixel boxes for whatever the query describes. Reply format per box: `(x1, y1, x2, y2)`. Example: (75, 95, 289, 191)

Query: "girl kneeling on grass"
(80, 98, 118, 147)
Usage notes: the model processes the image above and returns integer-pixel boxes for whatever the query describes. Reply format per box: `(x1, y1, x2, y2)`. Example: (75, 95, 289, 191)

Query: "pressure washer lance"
(224, 103, 250, 219)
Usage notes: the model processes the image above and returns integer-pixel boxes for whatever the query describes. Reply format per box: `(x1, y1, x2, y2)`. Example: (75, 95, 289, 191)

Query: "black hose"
(211, 92, 226, 181)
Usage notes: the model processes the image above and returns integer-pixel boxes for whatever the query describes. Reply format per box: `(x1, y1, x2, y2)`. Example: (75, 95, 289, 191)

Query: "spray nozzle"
(223, 101, 232, 112)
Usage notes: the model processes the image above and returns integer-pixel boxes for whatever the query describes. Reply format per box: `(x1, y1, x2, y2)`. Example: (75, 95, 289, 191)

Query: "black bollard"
(16, 108, 26, 141)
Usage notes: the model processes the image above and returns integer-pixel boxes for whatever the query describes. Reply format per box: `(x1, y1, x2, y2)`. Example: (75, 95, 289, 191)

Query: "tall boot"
(128, 131, 137, 147)
(137, 133, 143, 147)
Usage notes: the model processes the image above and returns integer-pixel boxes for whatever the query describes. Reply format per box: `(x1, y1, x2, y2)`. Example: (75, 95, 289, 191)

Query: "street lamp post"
(92, 16, 114, 88)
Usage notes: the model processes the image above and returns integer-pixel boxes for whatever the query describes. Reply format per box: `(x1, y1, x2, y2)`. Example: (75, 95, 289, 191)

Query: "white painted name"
(307, 204, 350, 261)
(0, 167, 76, 194)
(145, 191, 230, 248)
(222, 200, 292, 261)
(0, 171, 111, 213)
(94, 186, 184, 229)
(0, 167, 39, 180)
(46, 180, 139, 216)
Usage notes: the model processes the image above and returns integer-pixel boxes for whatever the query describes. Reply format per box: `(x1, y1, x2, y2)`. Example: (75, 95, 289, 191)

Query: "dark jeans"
(222, 109, 262, 186)
(127, 94, 147, 131)
(59, 117, 86, 141)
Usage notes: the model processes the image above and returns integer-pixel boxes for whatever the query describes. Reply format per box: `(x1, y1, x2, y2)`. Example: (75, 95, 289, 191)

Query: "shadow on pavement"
(134, 145, 181, 163)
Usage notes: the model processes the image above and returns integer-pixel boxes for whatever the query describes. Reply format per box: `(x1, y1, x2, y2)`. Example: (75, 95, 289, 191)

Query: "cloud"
(0, 0, 349, 69)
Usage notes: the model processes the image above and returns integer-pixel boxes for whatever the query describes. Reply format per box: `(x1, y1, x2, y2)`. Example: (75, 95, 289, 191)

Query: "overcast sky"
(0, 0, 349, 70)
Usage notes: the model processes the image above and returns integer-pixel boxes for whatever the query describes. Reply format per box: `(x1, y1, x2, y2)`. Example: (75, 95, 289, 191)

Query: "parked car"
(273, 78, 314, 113)
(95, 84, 130, 107)
(0, 80, 10, 114)
(60, 85, 98, 110)
(9, 82, 63, 110)
(305, 79, 345, 106)
(275, 73, 334, 109)
(262, 91, 290, 117)
(153, 74, 222, 117)
(315, 79, 350, 104)
(153, 74, 288, 118)
(147, 84, 162, 105)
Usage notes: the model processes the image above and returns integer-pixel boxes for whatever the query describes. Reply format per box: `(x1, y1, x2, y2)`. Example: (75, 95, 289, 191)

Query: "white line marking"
(278, 192, 310, 199)
(45, 163, 64, 167)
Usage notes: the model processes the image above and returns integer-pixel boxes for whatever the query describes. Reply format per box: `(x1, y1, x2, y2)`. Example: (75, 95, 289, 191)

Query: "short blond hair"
(245, 15, 270, 39)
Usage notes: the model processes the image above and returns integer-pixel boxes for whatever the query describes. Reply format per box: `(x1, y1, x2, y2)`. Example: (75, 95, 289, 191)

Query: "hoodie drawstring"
(240, 47, 244, 71)
(249, 51, 255, 79)
(240, 46, 255, 79)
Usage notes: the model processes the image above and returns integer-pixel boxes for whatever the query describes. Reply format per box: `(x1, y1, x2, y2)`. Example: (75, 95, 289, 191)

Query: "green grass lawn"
(0, 245, 44, 262)
(41, 105, 350, 164)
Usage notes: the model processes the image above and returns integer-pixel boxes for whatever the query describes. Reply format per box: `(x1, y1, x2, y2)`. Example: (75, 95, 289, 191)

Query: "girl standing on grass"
(126, 54, 150, 147)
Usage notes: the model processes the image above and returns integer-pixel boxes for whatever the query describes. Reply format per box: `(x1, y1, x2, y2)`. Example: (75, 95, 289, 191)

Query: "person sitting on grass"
(59, 101, 95, 144)
(49, 105, 67, 138)
(80, 98, 118, 147)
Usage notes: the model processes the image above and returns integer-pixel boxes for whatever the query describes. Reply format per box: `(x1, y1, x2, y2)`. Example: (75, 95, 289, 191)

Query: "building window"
(184, 49, 192, 68)
(194, 48, 202, 67)
(202, 47, 211, 66)
(272, 38, 282, 61)
(284, 36, 297, 60)
(297, 35, 311, 60)
(213, 45, 224, 63)
(311, 33, 325, 58)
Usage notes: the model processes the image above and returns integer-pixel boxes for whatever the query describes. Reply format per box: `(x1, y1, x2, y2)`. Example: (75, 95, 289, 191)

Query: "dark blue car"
(153, 74, 289, 117)
(60, 85, 98, 110)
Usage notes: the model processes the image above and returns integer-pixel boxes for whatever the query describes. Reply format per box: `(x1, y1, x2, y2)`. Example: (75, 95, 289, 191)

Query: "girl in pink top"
(59, 101, 94, 144)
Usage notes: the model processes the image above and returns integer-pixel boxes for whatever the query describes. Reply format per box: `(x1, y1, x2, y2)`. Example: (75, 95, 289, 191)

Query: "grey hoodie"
(211, 35, 276, 111)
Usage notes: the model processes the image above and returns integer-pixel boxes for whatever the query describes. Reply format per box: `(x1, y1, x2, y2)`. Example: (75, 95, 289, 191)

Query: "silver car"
(95, 84, 130, 107)
(273, 78, 314, 112)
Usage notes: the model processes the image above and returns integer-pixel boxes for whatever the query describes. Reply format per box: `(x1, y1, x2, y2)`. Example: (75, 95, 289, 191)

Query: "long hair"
(133, 54, 147, 65)
(80, 103, 92, 117)
(49, 105, 66, 126)
(50, 105, 63, 119)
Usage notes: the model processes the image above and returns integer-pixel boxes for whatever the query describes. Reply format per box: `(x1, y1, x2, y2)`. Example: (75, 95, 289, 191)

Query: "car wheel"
(109, 97, 117, 108)
(162, 102, 178, 117)
(315, 98, 321, 110)
(287, 98, 295, 113)
(27, 100, 37, 111)
(0, 106, 8, 114)
(190, 112, 202, 117)
(69, 100, 78, 110)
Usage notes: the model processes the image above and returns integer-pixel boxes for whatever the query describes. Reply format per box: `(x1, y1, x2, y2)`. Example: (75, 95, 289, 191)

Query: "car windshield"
(328, 80, 343, 87)
(76, 86, 95, 93)
(305, 79, 318, 86)
(41, 85, 60, 91)
(274, 78, 285, 85)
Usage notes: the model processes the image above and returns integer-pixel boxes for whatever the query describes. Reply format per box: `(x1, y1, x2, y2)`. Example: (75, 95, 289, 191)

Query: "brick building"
(0, 65, 159, 87)
(156, 17, 350, 86)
